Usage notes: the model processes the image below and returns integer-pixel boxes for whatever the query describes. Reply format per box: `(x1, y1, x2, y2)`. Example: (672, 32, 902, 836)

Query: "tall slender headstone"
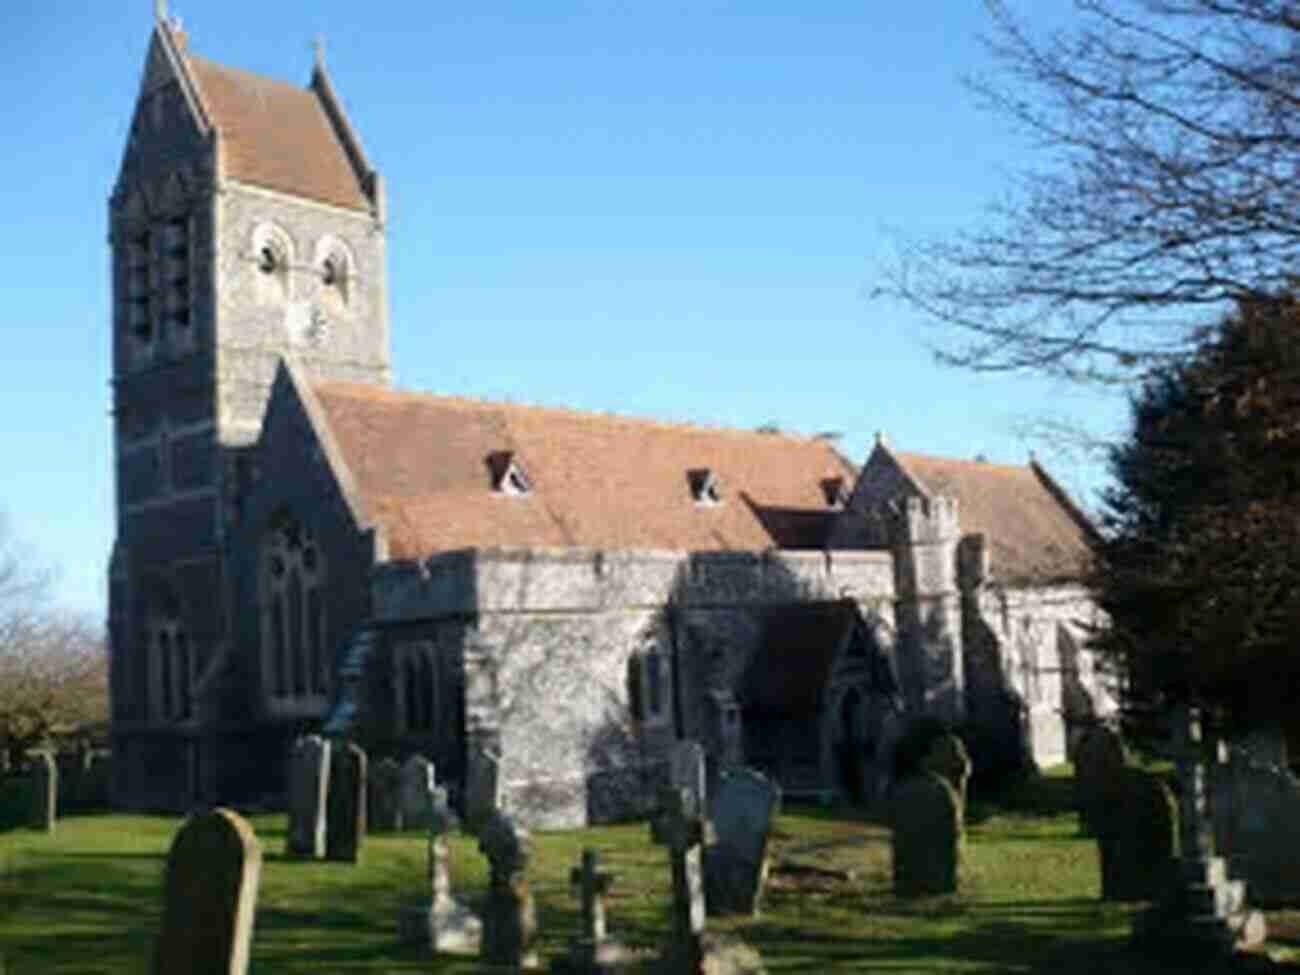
(30, 751, 57, 833)
(654, 787, 709, 973)
(669, 740, 707, 817)
(286, 736, 330, 858)
(152, 808, 262, 975)
(891, 772, 961, 896)
(479, 811, 539, 969)
(368, 757, 403, 832)
(325, 741, 366, 863)
(401, 755, 435, 831)
(398, 785, 481, 954)
(1074, 725, 1127, 836)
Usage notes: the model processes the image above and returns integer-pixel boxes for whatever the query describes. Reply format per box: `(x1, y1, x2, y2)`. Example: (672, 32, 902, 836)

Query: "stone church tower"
(106, 7, 390, 806)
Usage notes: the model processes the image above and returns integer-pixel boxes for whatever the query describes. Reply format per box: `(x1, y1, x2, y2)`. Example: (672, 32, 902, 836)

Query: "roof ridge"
(311, 380, 841, 445)
(893, 449, 1031, 475)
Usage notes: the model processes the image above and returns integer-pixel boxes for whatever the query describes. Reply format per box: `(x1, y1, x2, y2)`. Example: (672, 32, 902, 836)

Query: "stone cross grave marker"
(369, 757, 402, 832)
(401, 755, 435, 831)
(326, 741, 366, 863)
(30, 751, 57, 833)
(153, 808, 262, 975)
(652, 785, 713, 974)
(704, 767, 780, 916)
(398, 784, 481, 954)
(669, 740, 707, 818)
(286, 735, 330, 858)
(571, 848, 615, 944)
(479, 810, 539, 969)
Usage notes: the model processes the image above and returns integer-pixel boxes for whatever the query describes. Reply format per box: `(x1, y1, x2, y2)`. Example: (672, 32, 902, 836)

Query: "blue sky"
(0, 2, 1129, 621)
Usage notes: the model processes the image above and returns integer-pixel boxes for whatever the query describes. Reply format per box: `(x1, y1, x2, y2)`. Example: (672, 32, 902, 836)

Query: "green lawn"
(2, 769, 1297, 973)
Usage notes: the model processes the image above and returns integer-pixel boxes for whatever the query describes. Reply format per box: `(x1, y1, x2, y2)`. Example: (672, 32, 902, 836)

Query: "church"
(107, 11, 1114, 826)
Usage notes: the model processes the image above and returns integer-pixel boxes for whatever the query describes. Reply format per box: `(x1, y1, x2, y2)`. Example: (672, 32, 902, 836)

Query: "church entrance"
(835, 687, 865, 801)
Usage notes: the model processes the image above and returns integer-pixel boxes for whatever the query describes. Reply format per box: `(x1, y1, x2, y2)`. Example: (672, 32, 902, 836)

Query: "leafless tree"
(883, 0, 1300, 384)
(0, 516, 107, 768)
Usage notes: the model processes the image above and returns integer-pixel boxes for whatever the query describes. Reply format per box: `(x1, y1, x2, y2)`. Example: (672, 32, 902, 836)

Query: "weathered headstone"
(152, 808, 261, 975)
(567, 848, 642, 971)
(890, 772, 961, 897)
(398, 785, 481, 954)
(479, 811, 539, 969)
(670, 740, 708, 817)
(653, 787, 765, 975)
(1212, 748, 1300, 906)
(368, 757, 403, 832)
(703, 767, 780, 916)
(30, 751, 57, 833)
(1073, 724, 1127, 837)
(921, 733, 971, 809)
(400, 755, 435, 831)
(325, 741, 366, 863)
(1096, 767, 1177, 901)
(285, 735, 330, 858)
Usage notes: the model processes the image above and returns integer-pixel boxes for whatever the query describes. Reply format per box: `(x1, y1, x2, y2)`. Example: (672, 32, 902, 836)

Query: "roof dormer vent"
(487, 451, 532, 496)
(687, 468, 723, 506)
(821, 477, 849, 509)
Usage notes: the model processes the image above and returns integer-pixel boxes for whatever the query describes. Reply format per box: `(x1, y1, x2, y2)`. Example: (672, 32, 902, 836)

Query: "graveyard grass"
(2, 767, 1299, 973)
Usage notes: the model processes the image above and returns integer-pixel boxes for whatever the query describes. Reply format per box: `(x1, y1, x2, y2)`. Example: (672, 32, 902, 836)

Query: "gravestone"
(703, 767, 780, 916)
(325, 741, 366, 863)
(368, 757, 403, 832)
(890, 772, 961, 896)
(153, 808, 261, 975)
(921, 733, 971, 809)
(479, 811, 539, 969)
(401, 755, 435, 831)
(654, 787, 765, 975)
(398, 785, 481, 954)
(1212, 750, 1300, 906)
(566, 848, 641, 971)
(1096, 767, 1177, 901)
(30, 751, 57, 833)
(1073, 724, 1127, 837)
(670, 740, 707, 817)
(286, 735, 330, 858)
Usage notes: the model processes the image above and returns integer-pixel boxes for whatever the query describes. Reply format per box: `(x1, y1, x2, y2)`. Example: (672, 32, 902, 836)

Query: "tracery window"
(261, 512, 328, 702)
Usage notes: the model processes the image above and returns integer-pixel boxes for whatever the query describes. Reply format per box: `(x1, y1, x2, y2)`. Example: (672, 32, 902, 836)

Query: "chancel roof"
(183, 53, 370, 212)
(891, 451, 1096, 584)
(310, 381, 857, 560)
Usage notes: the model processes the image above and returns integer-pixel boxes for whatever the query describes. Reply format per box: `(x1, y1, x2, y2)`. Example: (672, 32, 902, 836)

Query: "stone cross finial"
(570, 849, 615, 943)
(313, 34, 326, 71)
(154, 0, 166, 22)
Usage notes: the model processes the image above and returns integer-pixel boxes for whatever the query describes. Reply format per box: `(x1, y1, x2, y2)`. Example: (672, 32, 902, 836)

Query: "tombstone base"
(397, 897, 482, 955)
(1132, 857, 1267, 958)
(658, 931, 766, 975)
(557, 937, 650, 973)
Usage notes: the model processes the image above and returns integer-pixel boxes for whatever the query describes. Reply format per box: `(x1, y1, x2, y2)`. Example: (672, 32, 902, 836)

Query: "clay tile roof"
(309, 381, 857, 560)
(893, 451, 1096, 584)
(185, 55, 369, 212)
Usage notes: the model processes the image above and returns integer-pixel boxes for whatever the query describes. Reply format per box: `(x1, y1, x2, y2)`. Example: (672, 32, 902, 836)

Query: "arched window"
(143, 588, 191, 722)
(261, 512, 328, 704)
(251, 222, 293, 306)
(313, 235, 354, 315)
(632, 629, 670, 727)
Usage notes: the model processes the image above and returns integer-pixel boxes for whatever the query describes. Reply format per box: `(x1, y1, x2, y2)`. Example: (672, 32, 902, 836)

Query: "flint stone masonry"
(325, 741, 366, 863)
(1212, 755, 1300, 906)
(368, 757, 402, 832)
(704, 768, 780, 916)
(30, 752, 57, 833)
(153, 808, 261, 975)
(286, 736, 330, 858)
(891, 772, 961, 897)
